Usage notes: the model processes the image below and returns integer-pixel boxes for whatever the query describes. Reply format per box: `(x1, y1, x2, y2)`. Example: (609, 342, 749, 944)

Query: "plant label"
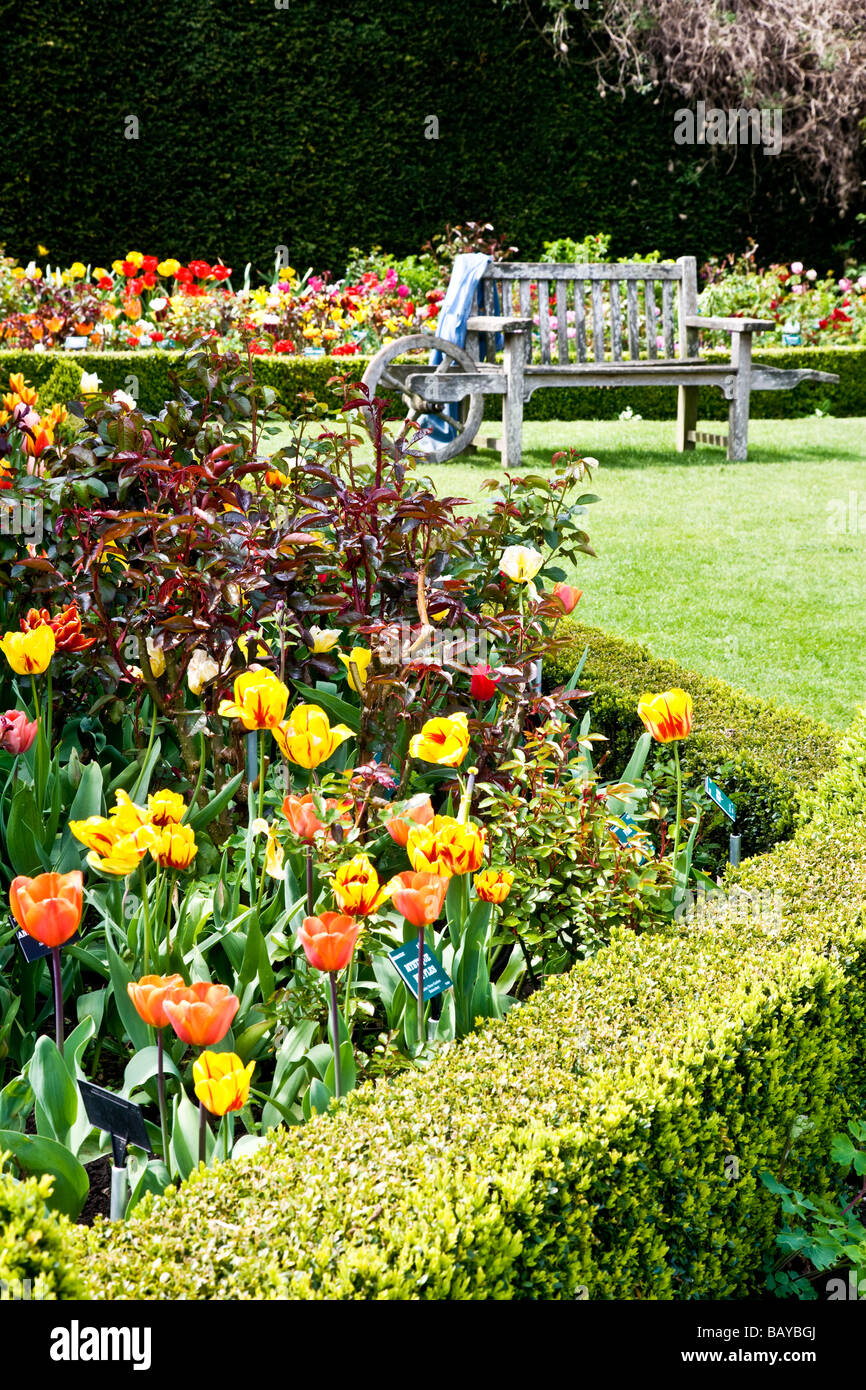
(389, 942, 452, 1001)
(78, 1080, 153, 1164)
(14, 926, 80, 963)
(705, 777, 736, 822)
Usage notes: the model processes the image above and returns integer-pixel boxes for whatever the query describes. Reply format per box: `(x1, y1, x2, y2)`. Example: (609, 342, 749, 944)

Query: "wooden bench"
(361, 257, 838, 464)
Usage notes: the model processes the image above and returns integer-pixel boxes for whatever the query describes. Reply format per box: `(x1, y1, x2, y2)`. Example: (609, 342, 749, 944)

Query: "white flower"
(790, 261, 804, 275)
(145, 636, 166, 678)
(80, 371, 102, 393)
(805, 269, 817, 282)
(499, 544, 544, 583)
(112, 389, 137, 410)
(187, 648, 219, 695)
(149, 297, 167, 313)
(308, 626, 341, 654)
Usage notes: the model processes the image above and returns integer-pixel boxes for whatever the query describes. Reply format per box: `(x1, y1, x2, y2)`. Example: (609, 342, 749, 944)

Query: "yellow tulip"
(0, 626, 55, 675)
(157, 259, 181, 278)
(308, 626, 341, 654)
(193, 1051, 254, 1116)
(332, 854, 392, 917)
(474, 867, 514, 904)
(637, 689, 693, 744)
(338, 646, 372, 693)
(125, 251, 144, 268)
(145, 636, 166, 678)
(271, 703, 354, 770)
(408, 712, 470, 767)
(499, 545, 544, 583)
(86, 826, 156, 877)
(149, 823, 197, 870)
(218, 668, 289, 731)
(407, 815, 486, 877)
(147, 790, 187, 826)
(187, 647, 219, 695)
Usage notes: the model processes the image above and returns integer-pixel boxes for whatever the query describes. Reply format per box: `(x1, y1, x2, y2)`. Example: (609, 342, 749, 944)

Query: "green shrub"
(0, 1157, 83, 1300)
(38, 357, 85, 411)
(68, 817, 866, 1300)
(546, 622, 838, 859)
(798, 706, 866, 834)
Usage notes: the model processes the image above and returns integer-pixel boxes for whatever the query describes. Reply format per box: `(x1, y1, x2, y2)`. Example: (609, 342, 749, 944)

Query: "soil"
(79, 1157, 112, 1226)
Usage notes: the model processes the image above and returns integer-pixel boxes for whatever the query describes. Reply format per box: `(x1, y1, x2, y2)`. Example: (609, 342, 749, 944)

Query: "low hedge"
(65, 818, 866, 1299)
(546, 622, 839, 859)
(1, 345, 863, 420)
(0, 1161, 83, 1300)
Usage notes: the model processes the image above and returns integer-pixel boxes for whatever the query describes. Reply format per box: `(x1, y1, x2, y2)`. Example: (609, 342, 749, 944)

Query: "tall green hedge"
(545, 621, 839, 858)
(2, 346, 863, 420)
(0, 0, 857, 276)
(70, 820, 866, 1299)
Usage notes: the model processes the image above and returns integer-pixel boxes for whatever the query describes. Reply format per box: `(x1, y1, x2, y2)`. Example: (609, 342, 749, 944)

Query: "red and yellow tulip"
(637, 689, 693, 743)
(272, 703, 353, 770)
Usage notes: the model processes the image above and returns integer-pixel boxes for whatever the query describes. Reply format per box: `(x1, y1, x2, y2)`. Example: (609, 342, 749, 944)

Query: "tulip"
(163, 982, 240, 1046)
(85, 827, 156, 878)
(299, 912, 360, 974)
(187, 648, 220, 694)
(637, 688, 693, 877)
(10, 871, 83, 1054)
(0, 625, 55, 675)
(338, 646, 372, 693)
(145, 636, 166, 677)
(385, 793, 434, 847)
(127, 973, 185, 1029)
(308, 626, 341, 654)
(552, 582, 582, 614)
(237, 633, 271, 664)
(218, 668, 289, 731)
(193, 1050, 254, 1117)
(282, 791, 336, 842)
(272, 704, 353, 770)
(332, 855, 392, 917)
(407, 815, 486, 877)
(469, 664, 501, 701)
(499, 545, 543, 583)
(387, 870, 449, 1040)
(21, 604, 96, 654)
(149, 823, 197, 870)
(637, 689, 693, 744)
(474, 867, 514, 904)
(0, 709, 37, 755)
(147, 789, 186, 826)
(408, 712, 470, 767)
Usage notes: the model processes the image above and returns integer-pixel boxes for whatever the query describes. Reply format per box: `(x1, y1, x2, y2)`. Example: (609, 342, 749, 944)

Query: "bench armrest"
(465, 315, 532, 333)
(685, 315, 775, 334)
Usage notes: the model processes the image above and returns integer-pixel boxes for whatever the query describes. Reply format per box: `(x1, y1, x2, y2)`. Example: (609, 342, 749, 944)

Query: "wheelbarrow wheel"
(360, 334, 484, 464)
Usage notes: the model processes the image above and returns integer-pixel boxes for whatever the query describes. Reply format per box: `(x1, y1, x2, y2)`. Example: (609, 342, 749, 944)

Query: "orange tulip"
(127, 973, 185, 1029)
(637, 689, 693, 744)
(281, 792, 352, 842)
(299, 912, 360, 973)
(10, 871, 83, 948)
(162, 982, 239, 1045)
(385, 793, 434, 847)
(552, 582, 582, 614)
(387, 871, 448, 929)
(21, 603, 96, 653)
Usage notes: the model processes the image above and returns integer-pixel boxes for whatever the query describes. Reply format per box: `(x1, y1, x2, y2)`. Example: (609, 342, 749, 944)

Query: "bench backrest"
(481, 255, 699, 365)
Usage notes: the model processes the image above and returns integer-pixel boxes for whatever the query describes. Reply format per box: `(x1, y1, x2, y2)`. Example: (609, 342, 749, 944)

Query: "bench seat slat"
(591, 281, 605, 362)
(555, 279, 569, 364)
(538, 279, 552, 365)
(626, 280, 640, 359)
(574, 280, 587, 363)
(644, 281, 657, 359)
(610, 280, 622, 361)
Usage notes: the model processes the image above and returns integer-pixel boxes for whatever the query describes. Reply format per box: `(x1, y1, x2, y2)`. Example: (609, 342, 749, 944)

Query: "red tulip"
(0, 709, 37, 755)
(552, 583, 582, 614)
(469, 664, 501, 700)
(299, 913, 360, 973)
(10, 871, 83, 948)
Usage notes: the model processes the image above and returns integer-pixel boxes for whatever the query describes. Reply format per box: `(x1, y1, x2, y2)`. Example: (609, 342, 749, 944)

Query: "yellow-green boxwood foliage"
(1, 346, 864, 419)
(0, 1159, 83, 1299)
(546, 622, 838, 858)
(63, 816, 866, 1300)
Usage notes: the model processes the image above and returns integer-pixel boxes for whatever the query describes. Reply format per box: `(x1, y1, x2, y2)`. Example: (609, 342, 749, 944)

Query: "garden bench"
(362, 256, 839, 463)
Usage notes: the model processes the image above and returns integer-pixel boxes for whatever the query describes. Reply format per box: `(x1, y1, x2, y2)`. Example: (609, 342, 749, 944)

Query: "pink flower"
(790, 261, 804, 274)
(838, 278, 853, 292)
(397, 284, 409, 298)
(0, 710, 37, 755)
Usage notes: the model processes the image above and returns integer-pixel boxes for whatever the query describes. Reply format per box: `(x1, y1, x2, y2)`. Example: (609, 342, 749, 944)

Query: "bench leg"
(727, 332, 752, 461)
(676, 385, 698, 452)
(501, 332, 525, 469)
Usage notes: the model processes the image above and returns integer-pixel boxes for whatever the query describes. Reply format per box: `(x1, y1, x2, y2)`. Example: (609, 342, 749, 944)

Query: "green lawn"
(268, 416, 866, 728)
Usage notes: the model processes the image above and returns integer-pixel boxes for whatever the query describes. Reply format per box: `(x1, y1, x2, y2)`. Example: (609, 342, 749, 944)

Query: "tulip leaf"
(323, 1040, 356, 1097)
(27, 1036, 78, 1145)
(126, 1158, 172, 1218)
(232, 1134, 267, 1159)
(302, 1077, 332, 1120)
(0, 1129, 89, 1218)
(6, 783, 50, 875)
(291, 682, 361, 733)
(619, 732, 652, 786)
(260, 1020, 317, 1130)
(54, 762, 104, 871)
(170, 1088, 211, 1182)
(185, 771, 244, 832)
(0, 1075, 33, 1132)
(122, 1045, 181, 1099)
(106, 940, 151, 1052)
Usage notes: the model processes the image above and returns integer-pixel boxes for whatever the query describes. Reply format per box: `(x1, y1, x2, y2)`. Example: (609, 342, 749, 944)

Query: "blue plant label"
(612, 814, 637, 845)
(705, 777, 736, 822)
(13, 926, 80, 963)
(389, 942, 452, 1001)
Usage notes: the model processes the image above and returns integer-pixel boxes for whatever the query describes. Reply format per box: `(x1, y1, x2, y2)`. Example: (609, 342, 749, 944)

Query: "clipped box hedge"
(1, 345, 863, 420)
(546, 622, 838, 859)
(65, 818, 866, 1300)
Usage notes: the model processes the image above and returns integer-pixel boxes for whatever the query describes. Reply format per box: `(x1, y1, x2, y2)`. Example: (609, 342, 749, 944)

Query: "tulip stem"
(139, 861, 152, 975)
(257, 732, 266, 822)
(156, 1029, 169, 1162)
(672, 741, 683, 880)
(50, 946, 64, 1056)
(417, 927, 425, 1043)
(198, 1101, 208, 1166)
(328, 972, 342, 1099)
(305, 844, 314, 916)
(30, 675, 46, 806)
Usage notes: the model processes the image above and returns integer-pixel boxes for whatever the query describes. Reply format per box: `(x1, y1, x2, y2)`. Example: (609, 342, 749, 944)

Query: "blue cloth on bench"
(414, 253, 502, 452)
